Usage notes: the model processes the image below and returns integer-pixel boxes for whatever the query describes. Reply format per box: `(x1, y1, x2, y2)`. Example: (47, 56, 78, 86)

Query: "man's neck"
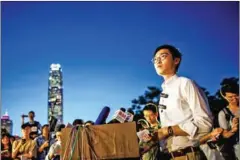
(150, 122, 158, 128)
(23, 136, 30, 140)
(162, 73, 175, 81)
(43, 134, 49, 139)
(229, 104, 239, 109)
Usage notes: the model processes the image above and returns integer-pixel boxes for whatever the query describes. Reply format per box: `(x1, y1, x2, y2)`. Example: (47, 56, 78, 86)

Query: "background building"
(48, 64, 63, 124)
(1, 111, 13, 135)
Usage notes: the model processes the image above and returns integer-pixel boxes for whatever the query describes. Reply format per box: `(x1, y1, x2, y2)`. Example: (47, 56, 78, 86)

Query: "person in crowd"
(218, 84, 239, 160)
(22, 111, 42, 139)
(12, 123, 37, 160)
(139, 103, 170, 160)
(84, 120, 94, 126)
(72, 119, 84, 126)
(45, 124, 65, 160)
(35, 124, 55, 160)
(1, 133, 12, 160)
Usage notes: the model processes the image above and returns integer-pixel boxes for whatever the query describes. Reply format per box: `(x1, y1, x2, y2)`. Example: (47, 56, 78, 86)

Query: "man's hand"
(141, 134, 152, 142)
(231, 117, 239, 133)
(40, 141, 49, 150)
(43, 141, 49, 148)
(39, 140, 50, 153)
(232, 117, 239, 126)
(210, 128, 223, 141)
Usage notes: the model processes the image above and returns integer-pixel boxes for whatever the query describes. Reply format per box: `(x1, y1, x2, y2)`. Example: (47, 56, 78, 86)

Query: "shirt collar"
(161, 74, 178, 89)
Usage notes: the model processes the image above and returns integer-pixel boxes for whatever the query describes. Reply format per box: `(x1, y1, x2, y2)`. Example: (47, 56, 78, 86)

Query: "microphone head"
(120, 107, 126, 112)
(95, 106, 111, 125)
(108, 119, 120, 124)
(125, 108, 134, 122)
(108, 108, 127, 124)
(127, 108, 134, 115)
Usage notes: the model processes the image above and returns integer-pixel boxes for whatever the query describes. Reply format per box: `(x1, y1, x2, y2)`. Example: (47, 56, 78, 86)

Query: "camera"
(207, 141, 217, 149)
(21, 114, 28, 118)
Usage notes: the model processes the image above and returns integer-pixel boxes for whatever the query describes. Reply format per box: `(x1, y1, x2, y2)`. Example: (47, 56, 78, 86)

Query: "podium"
(61, 122, 140, 160)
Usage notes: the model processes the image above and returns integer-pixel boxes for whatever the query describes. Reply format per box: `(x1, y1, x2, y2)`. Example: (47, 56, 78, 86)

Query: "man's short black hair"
(55, 124, 65, 132)
(84, 120, 94, 125)
(222, 84, 239, 96)
(143, 104, 157, 113)
(21, 123, 31, 129)
(28, 111, 35, 115)
(153, 44, 182, 72)
(42, 124, 49, 129)
(72, 119, 84, 126)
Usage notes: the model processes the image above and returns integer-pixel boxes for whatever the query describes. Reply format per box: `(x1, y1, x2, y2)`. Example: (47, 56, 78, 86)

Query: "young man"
(35, 124, 55, 160)
(139, 104, 162, 160)
(12, 123, 37, 160)
(218, 84, 239, 160)
(22, 111, 42, 139)
(45, 124, 65, 160)
(151, 44, 213, 160)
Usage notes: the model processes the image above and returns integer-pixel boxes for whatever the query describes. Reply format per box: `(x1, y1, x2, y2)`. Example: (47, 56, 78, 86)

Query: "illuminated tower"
(1, 111, 13, 135)
(48, 64, 63, 124)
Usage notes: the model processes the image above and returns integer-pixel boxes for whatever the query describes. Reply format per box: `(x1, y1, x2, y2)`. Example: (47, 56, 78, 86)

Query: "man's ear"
(174, 58, 180, 66)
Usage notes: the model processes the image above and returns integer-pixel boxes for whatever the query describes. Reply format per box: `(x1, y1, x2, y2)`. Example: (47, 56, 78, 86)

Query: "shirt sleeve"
(30, 140, 37, 158)
(218, 110, 229, 130)
(45, 144, 55, 160)
(178, 79, 213, 139)
(35, 137, 40, 148)
(12, 140, 18, 153)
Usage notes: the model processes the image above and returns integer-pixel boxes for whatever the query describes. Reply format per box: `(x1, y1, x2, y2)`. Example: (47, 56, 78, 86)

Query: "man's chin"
(157, 71, 165, 76)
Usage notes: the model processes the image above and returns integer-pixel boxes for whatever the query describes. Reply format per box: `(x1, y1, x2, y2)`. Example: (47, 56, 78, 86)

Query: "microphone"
(108, 108, 127, 124)
(120, 107, 126, 112)
(94, 106, 111, 125)
(125, 108, 135, 122)
(21, 114, 28, 118)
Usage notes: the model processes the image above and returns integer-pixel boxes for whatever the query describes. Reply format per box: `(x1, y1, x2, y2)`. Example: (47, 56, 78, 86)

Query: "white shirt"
(159, 74, 213, 151)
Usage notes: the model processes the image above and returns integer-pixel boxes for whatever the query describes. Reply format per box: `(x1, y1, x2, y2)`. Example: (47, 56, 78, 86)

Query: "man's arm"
(155, 125, 188, 140)
(12, 140, 21, 159)
(221, 117, 239, 138)
(46, 142, 56, 160)
(199, 128, 223, 144)
(38, 141, 49, 153)
(178, 80, 213, 139)
(22, 140, 37, 159)
(21, 116, 25, 125)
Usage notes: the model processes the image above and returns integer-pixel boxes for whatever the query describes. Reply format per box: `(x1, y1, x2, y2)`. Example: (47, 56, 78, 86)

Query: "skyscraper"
(48, 64, 63, 124)
(1, 111, 13, 135)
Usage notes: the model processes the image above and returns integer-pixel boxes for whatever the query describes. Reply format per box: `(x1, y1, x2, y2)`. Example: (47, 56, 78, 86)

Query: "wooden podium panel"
(61, 122, 140, 160)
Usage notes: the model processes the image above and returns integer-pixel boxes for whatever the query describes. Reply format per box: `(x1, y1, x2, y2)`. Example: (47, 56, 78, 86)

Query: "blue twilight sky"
(1, 1, 239, 135)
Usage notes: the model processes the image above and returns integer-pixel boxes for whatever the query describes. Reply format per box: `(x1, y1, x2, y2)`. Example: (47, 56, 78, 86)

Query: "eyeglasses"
(151, 53, 169, 64)
(226, 95, 239, 100)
